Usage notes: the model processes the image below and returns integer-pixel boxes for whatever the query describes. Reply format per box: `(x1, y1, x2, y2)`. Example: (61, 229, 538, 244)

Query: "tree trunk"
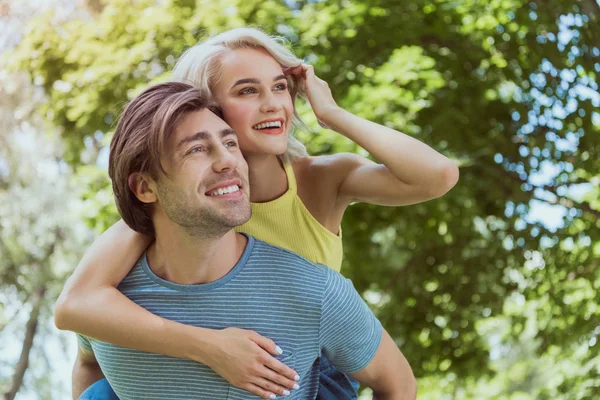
(579, 0, 600, 20)
(3, 285, 45, 400)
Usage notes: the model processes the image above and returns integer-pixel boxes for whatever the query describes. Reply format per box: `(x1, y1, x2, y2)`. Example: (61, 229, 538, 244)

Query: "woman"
(58, 28, 458, 399)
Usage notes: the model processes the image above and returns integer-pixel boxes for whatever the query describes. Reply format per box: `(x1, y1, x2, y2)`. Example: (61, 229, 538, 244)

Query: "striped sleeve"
(76, 334, 95, 357)
(318, 269, 383, 374)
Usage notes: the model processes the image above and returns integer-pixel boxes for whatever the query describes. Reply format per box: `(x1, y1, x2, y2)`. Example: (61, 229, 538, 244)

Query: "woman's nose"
(260, 91, 282, 113)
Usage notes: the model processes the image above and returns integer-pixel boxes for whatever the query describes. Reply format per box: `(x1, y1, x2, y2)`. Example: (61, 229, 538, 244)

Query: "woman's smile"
(252, 118, 286, 135)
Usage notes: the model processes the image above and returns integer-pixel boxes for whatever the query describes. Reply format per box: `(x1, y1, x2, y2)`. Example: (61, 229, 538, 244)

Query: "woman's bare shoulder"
(291, 154, 358, 227)
(293, 153, 362, 181)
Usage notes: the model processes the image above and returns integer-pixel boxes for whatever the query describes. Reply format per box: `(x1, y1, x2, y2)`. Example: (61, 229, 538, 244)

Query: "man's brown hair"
(108, 82, 219, 236)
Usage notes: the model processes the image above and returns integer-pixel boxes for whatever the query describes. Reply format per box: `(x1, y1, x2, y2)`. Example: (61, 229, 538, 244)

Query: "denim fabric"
(317, 356, 359, 400)
(78, 378, 119, 400)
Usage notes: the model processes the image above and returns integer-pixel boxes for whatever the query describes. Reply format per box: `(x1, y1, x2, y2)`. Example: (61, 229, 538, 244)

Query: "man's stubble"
(155, 177, 251, 239)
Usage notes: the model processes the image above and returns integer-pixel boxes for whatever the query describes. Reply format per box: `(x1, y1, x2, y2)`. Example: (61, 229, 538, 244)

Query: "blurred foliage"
(0, 68, 93, 398)
(3, 0, 600, 398)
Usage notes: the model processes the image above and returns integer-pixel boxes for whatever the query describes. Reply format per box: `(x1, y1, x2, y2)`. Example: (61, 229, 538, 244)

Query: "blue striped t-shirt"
(78, 235, 382, 399)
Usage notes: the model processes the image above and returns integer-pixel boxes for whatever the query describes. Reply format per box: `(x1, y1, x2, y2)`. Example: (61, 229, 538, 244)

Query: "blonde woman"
(58, 28, 458, 399)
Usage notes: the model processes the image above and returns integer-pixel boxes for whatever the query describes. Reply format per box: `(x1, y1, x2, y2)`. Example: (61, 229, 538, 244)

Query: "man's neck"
(245, 153, 288, 203)
(146, 227, 248, 285)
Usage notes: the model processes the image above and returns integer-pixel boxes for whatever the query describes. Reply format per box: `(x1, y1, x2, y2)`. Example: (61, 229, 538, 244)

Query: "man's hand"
(202, 327, 300, 399)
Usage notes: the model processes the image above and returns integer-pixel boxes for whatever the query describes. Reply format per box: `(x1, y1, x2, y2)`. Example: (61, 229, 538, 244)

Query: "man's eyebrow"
(230, 74, 288, 89)
(176, 131, 210, 150)
(176, 129, 237, 150)
(220, 128, 238, 138)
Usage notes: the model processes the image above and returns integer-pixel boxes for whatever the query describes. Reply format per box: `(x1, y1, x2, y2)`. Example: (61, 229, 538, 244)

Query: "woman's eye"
(274, 83, 288, 91)
(239, 87, 257, 95)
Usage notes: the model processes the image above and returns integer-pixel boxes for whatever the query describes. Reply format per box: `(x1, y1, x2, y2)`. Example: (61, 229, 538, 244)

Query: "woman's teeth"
(253, 121, 282, 130)
(208, 185, 240, 196)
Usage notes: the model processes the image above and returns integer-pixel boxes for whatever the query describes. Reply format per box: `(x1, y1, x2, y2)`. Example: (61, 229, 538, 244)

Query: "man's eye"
(225, 141, 238, 148)
(189, 146, 205, 154)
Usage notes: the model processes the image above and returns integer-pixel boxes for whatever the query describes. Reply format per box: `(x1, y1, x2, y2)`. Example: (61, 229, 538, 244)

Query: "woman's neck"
(245, 153, 288, 203)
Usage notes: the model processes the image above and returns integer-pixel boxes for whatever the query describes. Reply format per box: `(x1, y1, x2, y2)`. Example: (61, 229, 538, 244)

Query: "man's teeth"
(209, 185, 240, 196)
(253, 121, 282, 130)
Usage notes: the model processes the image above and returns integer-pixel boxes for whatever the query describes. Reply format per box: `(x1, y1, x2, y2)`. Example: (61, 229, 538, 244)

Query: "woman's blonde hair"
(173, 27, 309, 160)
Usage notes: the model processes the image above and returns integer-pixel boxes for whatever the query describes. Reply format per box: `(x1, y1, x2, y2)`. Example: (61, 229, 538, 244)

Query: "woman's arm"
(55, 219, 154, 335)
(55, 220, 299, 399)
(287, 64, 459, 207)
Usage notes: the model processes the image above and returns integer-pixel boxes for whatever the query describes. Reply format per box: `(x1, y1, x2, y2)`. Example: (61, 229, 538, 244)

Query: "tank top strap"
(281, 155, 297, 193)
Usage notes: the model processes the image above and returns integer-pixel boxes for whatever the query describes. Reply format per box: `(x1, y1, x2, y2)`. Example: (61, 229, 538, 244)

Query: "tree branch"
(0, 235, 17, 270)
(3, 284, 46, 400)
(0, 291, 32, 336)
(533, 191, 600, 219)
(578, 0, 600, 21)
(493, 166, 600, 219)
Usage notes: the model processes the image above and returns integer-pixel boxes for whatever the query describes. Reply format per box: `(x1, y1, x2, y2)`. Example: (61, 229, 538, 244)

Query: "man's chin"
(210, 203, 251, 228)
(222, 211, 252, 228)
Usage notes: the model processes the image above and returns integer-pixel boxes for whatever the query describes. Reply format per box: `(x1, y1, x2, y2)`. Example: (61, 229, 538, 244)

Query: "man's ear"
(128, 173, 158, 204)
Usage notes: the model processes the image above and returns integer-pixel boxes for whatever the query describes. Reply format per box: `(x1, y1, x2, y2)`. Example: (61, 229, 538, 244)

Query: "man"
(73, 82, 417, 399)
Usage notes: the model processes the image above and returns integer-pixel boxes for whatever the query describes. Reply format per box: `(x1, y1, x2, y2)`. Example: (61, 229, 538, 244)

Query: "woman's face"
(212, 48, 294, 157)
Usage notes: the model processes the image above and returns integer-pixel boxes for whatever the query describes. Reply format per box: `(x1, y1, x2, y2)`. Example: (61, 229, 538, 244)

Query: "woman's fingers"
(247, 330, 299, 389)
(302, 63, 315, 79)
(284, 64, 314, 78)
(250, 333, 299, 383)
(284, 63, 338, 121)
(262, 354, 299, 386)
(244, 382, 277, 399)
(209, 328, 300, 396)
(283, 65, 304, 76)
(261, 358, 300, 389)
(249, 330, 282, 356)
(252, 376, 293, 397)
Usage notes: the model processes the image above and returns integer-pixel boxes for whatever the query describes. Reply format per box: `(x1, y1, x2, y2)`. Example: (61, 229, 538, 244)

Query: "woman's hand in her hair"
(202, 327, 300, 399)
(284, 64, 340, 129)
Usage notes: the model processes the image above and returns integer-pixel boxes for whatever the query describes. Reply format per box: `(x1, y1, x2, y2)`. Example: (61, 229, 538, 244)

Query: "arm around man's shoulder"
(319, 269, 417, 400)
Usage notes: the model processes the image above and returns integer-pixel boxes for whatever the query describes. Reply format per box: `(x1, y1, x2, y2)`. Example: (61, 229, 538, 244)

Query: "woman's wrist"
(316, 105, 345, 130)
(164, 320, 219, 365)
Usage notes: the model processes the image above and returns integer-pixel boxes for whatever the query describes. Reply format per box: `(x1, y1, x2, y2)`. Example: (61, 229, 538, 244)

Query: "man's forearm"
(350, 330, 417, 400)
(72, 360, 104, 400)
(370, 348, 417, 400)
(372, 381, 417, 400)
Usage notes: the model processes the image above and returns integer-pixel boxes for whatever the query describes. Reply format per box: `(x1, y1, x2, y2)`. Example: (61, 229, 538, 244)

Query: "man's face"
(153, 109, 251, 237)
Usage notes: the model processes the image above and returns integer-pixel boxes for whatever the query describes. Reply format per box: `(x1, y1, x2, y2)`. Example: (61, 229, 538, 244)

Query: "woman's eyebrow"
(231, 74, 287, 89)
(231, 78, 260, 88)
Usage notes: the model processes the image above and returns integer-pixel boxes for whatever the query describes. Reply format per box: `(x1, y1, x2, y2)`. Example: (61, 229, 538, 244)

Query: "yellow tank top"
(235, 157, 343, 271)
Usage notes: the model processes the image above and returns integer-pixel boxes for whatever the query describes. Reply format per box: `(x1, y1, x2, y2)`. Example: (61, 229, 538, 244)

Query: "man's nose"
(212, 145, 238, 172)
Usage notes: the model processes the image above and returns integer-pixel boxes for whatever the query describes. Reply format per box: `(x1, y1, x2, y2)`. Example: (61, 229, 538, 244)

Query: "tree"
(0, 3, 94, 398)
(0, 68, 94, 400)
